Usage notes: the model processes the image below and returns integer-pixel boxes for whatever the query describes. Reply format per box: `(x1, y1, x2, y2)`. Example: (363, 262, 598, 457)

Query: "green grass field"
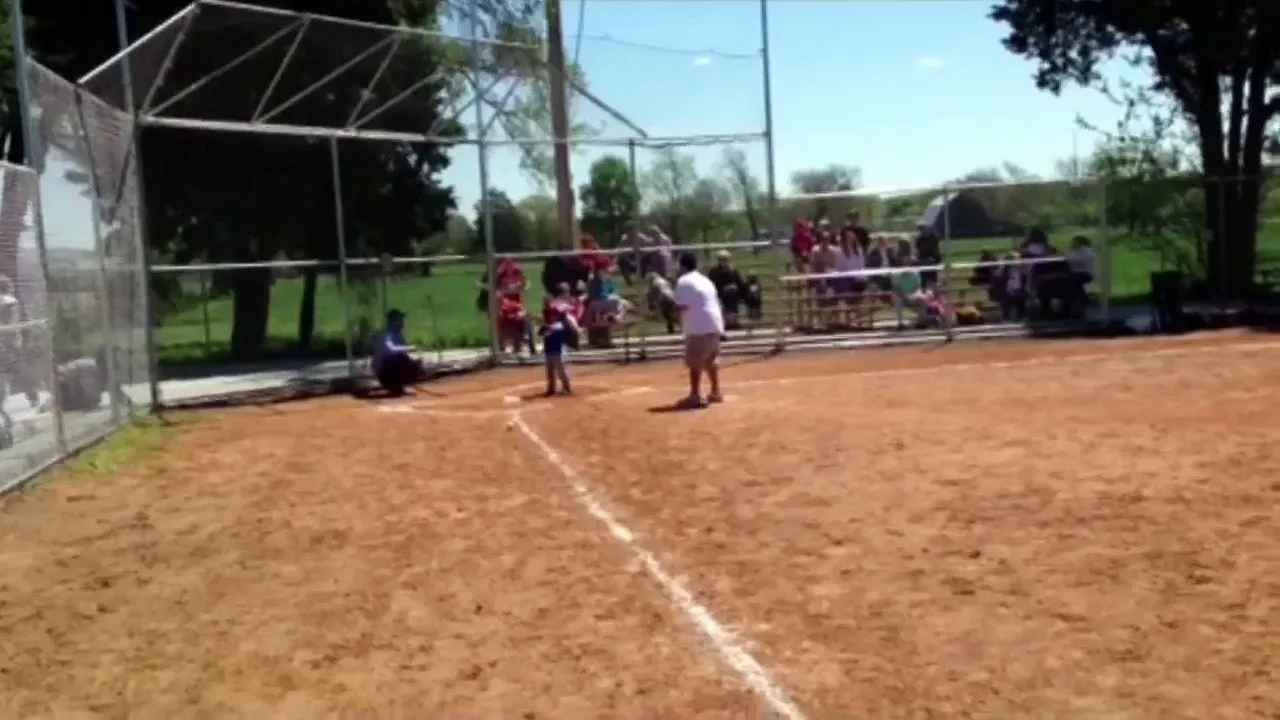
(156, 225, 1280, 367)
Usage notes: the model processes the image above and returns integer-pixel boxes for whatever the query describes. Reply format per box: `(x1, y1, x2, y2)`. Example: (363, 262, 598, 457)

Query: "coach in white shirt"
(674, 253, 725, 408)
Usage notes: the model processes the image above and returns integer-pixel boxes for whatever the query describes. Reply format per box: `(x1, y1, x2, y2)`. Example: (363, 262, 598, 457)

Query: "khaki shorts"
(683, 333, 721, 370)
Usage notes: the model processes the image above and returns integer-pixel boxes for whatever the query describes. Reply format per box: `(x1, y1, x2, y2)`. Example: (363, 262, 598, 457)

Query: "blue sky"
(33, 0, 1142, 253)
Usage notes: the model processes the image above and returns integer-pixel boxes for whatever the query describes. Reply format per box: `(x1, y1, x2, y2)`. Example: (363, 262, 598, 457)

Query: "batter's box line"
(509, 410, 810, 720)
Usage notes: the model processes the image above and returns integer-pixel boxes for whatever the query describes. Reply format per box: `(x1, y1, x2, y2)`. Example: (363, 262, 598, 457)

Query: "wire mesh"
(0, 161, 59, 486)
(0, 60, 153, 490)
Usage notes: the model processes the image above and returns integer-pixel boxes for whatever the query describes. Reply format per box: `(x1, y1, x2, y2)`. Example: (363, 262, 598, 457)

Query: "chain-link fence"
(0, 61, 153, 493)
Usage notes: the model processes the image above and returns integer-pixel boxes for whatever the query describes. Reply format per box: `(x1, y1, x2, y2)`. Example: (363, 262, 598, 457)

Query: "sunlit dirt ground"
(2, 331, 1278, 718)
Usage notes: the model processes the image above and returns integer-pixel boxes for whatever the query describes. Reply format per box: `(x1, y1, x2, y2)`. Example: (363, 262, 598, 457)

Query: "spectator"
(844, 211, 873, 252)
(371, 309, 425, 396)
(1021, 227, 1069, 318)
(578, 234, 615, 276)
(808, 231, 840, 323)
(1021, 226, 1053, 258)
(891, 255, 952, 336)
(1066, 235, 1096, 317)
(997, 252, 1028, 321)
(742, 274, 764, 321)
(914, 225, 942, 284)
(497, 294, 537, 355)
(890, 254, 923, 331)
(586, 263, 631, 326)
(706, 250, 748, 329)
(642, 224, 674, 279)
(867, 235, 896, 270)
(834, 228, 867, 323)
(789, 218, 815, 269)
(477, 255, 527, 309)
(541, 240, 589, 297)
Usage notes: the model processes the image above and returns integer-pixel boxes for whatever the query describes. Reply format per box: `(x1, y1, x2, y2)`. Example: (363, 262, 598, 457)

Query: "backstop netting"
(0, 59, 152, 492)
(68, 0, 773, 377)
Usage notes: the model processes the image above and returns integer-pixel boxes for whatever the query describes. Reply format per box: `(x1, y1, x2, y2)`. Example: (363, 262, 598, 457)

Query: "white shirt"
(674, 271, 725, 337)
(1067, 247, 1095, 275)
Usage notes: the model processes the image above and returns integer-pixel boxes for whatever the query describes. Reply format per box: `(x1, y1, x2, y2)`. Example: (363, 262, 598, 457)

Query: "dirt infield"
(2, 331, 1279, 717)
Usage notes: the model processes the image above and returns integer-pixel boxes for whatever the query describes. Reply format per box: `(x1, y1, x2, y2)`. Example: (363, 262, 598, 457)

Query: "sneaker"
(675, 395, 706, 410)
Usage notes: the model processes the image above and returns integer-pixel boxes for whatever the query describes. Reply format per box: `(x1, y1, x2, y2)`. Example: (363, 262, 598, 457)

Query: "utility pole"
(544, 0, 576, 248)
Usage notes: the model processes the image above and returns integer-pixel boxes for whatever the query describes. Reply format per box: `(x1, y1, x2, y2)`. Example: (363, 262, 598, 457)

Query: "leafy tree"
(788, 164, 862, 222)
(685, 177, 732, 243)
(641, 148, 698, 239)
(720, 147, 763, 240)
(473, 188, 529, 254)
(516, 193, 558, 250)
(990, 0, 1280, 296)
(578, 155, 637, 246)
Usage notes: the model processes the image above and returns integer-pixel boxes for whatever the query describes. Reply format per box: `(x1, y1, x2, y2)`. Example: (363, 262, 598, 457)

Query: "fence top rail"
(498, 240, 775, 261)
(150, 241, 784, 273)
(152, 254, 473, 273)
(779, 255, 1065, 283)
(788, 169, 1280, 202)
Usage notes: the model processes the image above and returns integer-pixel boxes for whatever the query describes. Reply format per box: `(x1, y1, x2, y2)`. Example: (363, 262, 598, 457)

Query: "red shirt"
(543, 296, 584, 325)
(499, 296, 525, 321)
(494, 259, 525, 295)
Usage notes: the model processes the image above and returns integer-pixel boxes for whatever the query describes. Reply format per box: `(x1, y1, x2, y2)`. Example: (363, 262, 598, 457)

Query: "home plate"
(502, 395, 520, 405)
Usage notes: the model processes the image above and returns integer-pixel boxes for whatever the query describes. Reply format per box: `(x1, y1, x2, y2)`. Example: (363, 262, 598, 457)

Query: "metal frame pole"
(112, 0, 163, 411)
(329, 137, 355, 378)
(11, 1, 68, 449)
(1099, 179, 1111, 324)
(469, 3, 500, 362)
(759, 0, 778, 231)
(545, 0, 577, 249)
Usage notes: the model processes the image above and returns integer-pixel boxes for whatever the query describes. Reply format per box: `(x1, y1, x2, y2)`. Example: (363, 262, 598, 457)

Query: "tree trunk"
(297, 266, 317, 350)
(229, 267, 272, 360)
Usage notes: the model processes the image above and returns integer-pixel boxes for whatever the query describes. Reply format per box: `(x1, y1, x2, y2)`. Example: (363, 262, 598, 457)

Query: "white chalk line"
(510, 412, 808, 720)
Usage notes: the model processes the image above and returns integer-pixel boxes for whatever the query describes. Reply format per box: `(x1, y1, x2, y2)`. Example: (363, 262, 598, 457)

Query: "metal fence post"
(329, 138, 355, 379)
(1098, 178, 1111, 324)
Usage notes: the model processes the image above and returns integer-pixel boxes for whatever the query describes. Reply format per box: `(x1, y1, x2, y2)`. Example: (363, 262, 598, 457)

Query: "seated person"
(1066, 235, 1095, 317)
(706, 250, 748, 329)
(371, 309, 425, 396)
(997, 252, 1028, 321)
(586, 266, 631, 326)
(972, 250, 1003, 305)
(890, 256, 951, 337)
(914, 225, 942, 284)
